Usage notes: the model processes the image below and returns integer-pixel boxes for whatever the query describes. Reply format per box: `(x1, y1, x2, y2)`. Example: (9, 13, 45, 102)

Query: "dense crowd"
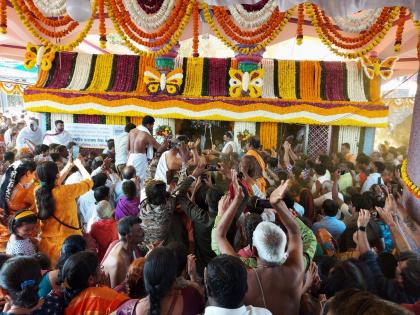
(0, 114, 418, 315)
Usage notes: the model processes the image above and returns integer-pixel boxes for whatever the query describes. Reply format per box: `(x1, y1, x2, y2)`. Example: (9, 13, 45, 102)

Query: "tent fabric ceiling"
(204, 0, 420, 18)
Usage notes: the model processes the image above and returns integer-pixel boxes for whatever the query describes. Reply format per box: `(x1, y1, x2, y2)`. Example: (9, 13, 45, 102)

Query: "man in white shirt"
(114, 123, 136, 174)
(43, 120, 73, 146)
(16, 118, 43, 149)
(361, 161, 385, 193)
(204, 255, 272, 315)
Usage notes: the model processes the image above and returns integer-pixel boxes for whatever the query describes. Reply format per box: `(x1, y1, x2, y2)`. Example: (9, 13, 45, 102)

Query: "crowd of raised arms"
(0, 113, 418, 315)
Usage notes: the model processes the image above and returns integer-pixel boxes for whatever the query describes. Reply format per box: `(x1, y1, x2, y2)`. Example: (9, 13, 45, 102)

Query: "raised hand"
(231, 169, 244, 201)
(269, 180, 290, 206)
(376, 206, 394, 226)
(357, 209, 371, 228)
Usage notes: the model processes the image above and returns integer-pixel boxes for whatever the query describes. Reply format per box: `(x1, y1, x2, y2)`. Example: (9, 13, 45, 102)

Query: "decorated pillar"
(402, 73, 420, 225)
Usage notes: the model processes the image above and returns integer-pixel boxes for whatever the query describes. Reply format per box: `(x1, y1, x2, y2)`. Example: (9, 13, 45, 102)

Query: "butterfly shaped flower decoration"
(229, 69, 264, 98)
(144, 67, 184, 96)
(361, 55, 398, 80)
(23, 43, 56, 71)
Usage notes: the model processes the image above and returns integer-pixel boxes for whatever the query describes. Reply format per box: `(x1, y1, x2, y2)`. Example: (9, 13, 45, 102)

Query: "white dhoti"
(127, 153, 148, 184)
(154, 151, 169, 184)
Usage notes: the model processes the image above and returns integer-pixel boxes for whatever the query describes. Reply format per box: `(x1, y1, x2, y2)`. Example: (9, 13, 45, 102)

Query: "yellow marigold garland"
(260, 122, 278, 150)
(306, 3, 399, 59)
(86, 54, 114, 91)
(105, 0, 193, 56)
(183, 57, 204, 96)
(10, 0, 97, 51)
(278, 60, 296, 99)
(200, 0, 293, 55)
(401, 159, 420, 199)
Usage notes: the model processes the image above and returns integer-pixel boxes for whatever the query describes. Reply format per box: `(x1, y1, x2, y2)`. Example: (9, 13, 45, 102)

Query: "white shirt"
(204, 305, 272, 315)
(43, 130, 73, 146)
(114, 132, 129, 166)
(222, 140, 240, 154)
(16, 126, 43, 149)
(77, 190, 96, 228)
(65, 171, 83, 185)
(361, 173, 384, 193)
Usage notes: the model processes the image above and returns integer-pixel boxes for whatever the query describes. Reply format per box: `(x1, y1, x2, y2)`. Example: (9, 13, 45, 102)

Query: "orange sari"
(0, 184, 35, 252)
(65, 287, 128, 315)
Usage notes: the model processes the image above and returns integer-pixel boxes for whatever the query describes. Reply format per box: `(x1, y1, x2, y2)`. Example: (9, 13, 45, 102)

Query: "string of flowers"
(111, 55, 138, 92)
(33, 0, 66, 17)
(25, 0, 74, 27)
(66, 54, 94, 90)
(192, 0, 199, 57)
(46, 53, 75, 89)
(137, 0, 165, 14)
(122, 0, 175, 31)
(277, 60, 296, 99)
(109, 0, 187, 47)
(87, 54, 114, 91)
(183, 57, 204, 96)
(401, 159, 420, 199)
(201, 0, 293, 55)
(394, 7, 407, 52)
(156, 125, 173, 137)
(261, 59, 275, 98)
(18, 0, 79, 38)
(213, 6, 283, 39)
(105, 0, 193, 56)
(99, 0, 107, 48)
(306, 3, 399, 59)
(228, 0, 277, 29)
(11, 0, 97, 51)
(332, 9, 382, 33)
(346, 62, 367, 102)
(0, 0, 6, 33)
(296, 3, 304, 45)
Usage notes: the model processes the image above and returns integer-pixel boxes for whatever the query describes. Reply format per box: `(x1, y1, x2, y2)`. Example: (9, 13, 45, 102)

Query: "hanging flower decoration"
(201, 0, 293, 55)
(361, 54, 398, 80)
(23, 43, 56, 71)
(0, 0, 6, 34)
(332, 9, 382, 33)
(238, 129, 252, 142)
(106, 0, 193, 56)
(99, 0, 107, 48)
(144, 67, 184, 96)
(33, 0, 66, 17)
(394, 7, 407, 52)
(296, 3, 304, 45)
(229, 68, 264, 98)
(11, 0, 97, 51)
(192, 0, 199, 57)
(401, 159, 420, 200)
(306, 3, 399, 58)
(228, 0, 277, 29)
(156, 125, 173, 138)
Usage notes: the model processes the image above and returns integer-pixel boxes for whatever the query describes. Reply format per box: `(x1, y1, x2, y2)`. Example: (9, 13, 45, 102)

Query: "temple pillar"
(404, 73, 420, 225)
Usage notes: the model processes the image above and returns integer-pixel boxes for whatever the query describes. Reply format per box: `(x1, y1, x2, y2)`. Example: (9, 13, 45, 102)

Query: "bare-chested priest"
(127, 115, 167, 184)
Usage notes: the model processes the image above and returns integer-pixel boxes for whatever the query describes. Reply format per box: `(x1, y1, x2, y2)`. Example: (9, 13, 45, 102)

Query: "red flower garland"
(0, 0, 7, 33)
(394, 7, 407, 52)
(99, 0, 107, 48)
(296, 3, 304, 45)
(192, 0, 199, 57)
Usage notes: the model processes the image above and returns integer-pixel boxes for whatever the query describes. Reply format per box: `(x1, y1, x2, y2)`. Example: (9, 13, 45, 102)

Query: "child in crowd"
(86, 185, 110, 232)
(115, 180, 140, 220)
(6, 210, 38, 256)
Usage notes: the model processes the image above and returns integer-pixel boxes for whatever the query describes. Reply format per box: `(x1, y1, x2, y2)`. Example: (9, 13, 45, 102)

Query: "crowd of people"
(0, 113, 418, 315)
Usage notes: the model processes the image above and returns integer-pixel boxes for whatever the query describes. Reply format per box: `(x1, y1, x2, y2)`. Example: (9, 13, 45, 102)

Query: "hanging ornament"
(23, 43, 56, 71)
(296, 3, 304, 45)
(0, 0, 6, 34)
(229, 68, 264, 98)
(98, 0, 106, 48)
(394, 7, 407, 52)
(66, 0, 92, 22)
(361, 52, 398, 80)
(192, 0, 199, 57)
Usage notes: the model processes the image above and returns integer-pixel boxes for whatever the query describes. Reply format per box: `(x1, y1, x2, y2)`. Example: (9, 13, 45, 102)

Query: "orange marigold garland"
(0, 0, 7, 34)
(25, 0, 74, 28)
(394, 7, 407, 52)
(296, 3, 304, 45)
(192, 0, 199, 57)
(99, 0, 107, 48)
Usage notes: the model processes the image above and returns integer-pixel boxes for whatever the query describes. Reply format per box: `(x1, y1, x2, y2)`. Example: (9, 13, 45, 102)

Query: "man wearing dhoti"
(43, 120, 73, 146)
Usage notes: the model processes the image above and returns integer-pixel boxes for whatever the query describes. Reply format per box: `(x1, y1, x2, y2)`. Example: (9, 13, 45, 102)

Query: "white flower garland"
(261, 59, 275, 98)
(66, 53, 94, 90)
(346, 62, 367, 102)
(33, 0, 67, 17)
(228, 0, 278, 29)
(333, 8, 382, 33)
(122, 0, 176, 31)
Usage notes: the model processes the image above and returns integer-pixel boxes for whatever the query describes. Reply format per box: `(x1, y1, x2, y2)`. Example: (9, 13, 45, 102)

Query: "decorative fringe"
(183, 57, 204, 97)
(135, 55, 155, 93)
(278, 60, 296, 99)
(86, 54, 114, 91)
(110, 55, 139, 92)
(66, 54, 94, 90)
(105, 115, 127, 125)
(130, 116, 143, 126)
(208, 58, 229, 96)
(259, 122, 278, 150)
(46, 53, 77, 89)
(261, 59, 276, 99)
(299, 61, 321, 100)
(346, 62, 367, 102)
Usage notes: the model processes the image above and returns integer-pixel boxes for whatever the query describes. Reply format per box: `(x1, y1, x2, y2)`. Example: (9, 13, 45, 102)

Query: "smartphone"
(72, 145, 80, 160)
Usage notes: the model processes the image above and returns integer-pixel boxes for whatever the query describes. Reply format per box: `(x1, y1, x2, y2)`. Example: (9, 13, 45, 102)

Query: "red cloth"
(90, 219, 118, 261)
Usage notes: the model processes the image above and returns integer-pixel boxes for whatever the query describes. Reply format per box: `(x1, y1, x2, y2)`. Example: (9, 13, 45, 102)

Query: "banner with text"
(65, 123, 125, 148)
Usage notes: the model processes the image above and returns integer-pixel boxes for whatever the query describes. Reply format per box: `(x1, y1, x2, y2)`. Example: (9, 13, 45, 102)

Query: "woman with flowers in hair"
(0, 160, 37, 252)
